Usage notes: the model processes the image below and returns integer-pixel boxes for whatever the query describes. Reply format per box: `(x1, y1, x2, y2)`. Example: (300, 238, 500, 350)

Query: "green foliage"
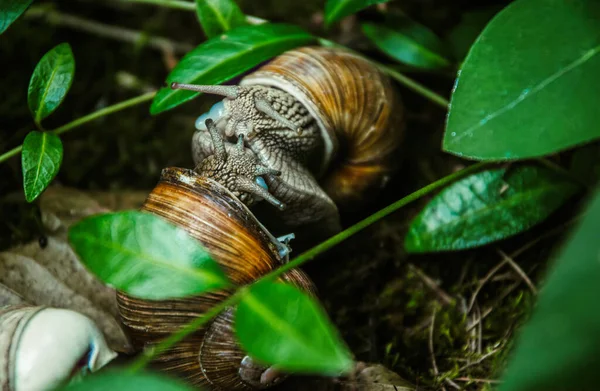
(405, 165, 579, 252)
(444, 0, 600, 161)
(235, 280, 354, 374)
(446, 6, 501, 61)
(500, 186, 600, 391)
(150, 23, 314, 114)
(60, 371, 195, 391)
(570, 143, 600, 186)
(0, 0, 34, 34)
(27, 42, 75, 126)
(324, 0, 391, 26)
(68, 211, 230, 299)
(195, 0, 247, 38)
(362, 16, 451, 69)
(21, 131, 63, 202)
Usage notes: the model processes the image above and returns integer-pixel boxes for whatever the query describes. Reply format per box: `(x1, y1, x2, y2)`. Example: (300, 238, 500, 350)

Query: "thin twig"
(408, 264, 455, 306)
(25, 7, 194, 54)
(428, 309, 447, 391)
(466, 281, 521, 333)
(467, 259, 508, 313)
(454, 377, 502, 384)
(457, 348, 501, 372)
(497, 249, 538, 295)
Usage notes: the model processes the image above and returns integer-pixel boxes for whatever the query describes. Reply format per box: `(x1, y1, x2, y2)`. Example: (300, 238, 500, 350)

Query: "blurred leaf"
(21, 131, 63, 203)
(27, 42, 75, 125)
(151, 24, 314, 114)
(405, 165, 579, 252)
(68, 211, 230, 299)
(499, 185, 600, 391)
(0, 0, 34, 34)
(61, 370, 195, 391)
(236, 280, 354, 375)
(362, 17, 451, 69)
(444, 0, 600, 161)
(446, 6, 502, 61)
(570, 143, 600, 186)
(195, 0, 247, 38)
(324, 0, 391, 26)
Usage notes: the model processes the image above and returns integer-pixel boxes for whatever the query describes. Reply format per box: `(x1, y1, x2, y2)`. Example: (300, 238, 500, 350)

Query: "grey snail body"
(183, 46, 405, 236)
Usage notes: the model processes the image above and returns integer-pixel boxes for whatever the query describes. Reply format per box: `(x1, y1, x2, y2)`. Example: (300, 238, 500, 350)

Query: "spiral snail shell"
(181, 46, 404, 236)
(0, 305, 116, 391)
(117, 167, 316, 390)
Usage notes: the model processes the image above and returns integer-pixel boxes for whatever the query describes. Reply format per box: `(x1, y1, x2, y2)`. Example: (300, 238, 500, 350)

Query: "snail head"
(194, 118, 286, 210)
(171, 82, 303, 140)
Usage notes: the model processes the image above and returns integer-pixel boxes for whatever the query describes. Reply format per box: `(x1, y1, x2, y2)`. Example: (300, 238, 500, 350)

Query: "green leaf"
(361, 17, 451, 69)
(151, 23, 314, 114)
(499, 185, 600, 391)
(21, 131, 63, 203)
(68, 211, 230, 299)
(61, 370, 195, 391)
(0, 0, 34, 34)
(195, 0, 247, 38)
(235, 280, 354, 375)
(324, 0, 391, 26)
(444, 0, 600, 161)
(27, 42, 75, 124)
(405, 165, 579, 252)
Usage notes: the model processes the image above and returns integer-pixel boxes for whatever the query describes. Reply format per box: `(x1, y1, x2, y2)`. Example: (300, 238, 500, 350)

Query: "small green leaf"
(68, 211, 230, 299)
(444, 0, 600, 161)
(151, 23, 314, 114)
(499, 185, 600, 391)
(21, 131, 63, 203)
(324, 0, 391, 26)
(60, 370, 195, 391)
(361, 17, 451, 69)
(195, 0, 247, 38)
(27, 42, 75, 124)
(235, 280, 354, 375)
(0, 0, 34, 34)
(405, 165, 579, 252)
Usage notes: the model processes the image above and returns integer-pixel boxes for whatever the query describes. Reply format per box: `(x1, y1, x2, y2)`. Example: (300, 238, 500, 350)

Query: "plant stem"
(128, 161, 490, 370)
(0, 92, 156, 164)
(128, 289, 244, 372)
(318, 38, 449, 108)
(122, 0, 195, 11)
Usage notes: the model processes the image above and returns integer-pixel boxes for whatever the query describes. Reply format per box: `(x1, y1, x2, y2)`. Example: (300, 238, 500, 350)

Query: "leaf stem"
(0, 92, 156, 164)
(122, 0, 195, 11)
(128, 161, 490, 369)
(128, 289, 244, 372)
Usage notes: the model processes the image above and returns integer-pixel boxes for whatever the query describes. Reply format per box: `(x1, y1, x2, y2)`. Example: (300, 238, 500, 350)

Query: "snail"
(174, 46, 404, 237)
(117, 46, 405, 390)
(117, 166, 316, 390)
(0, 305, 117, 391)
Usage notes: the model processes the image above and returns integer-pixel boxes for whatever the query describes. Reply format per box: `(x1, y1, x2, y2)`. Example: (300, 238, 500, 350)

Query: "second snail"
(114, 45, 406, 390)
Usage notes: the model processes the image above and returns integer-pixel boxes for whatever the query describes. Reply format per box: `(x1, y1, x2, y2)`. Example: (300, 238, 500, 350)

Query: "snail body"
(0, 305, 116, 391)
(182, 46, 404, 235)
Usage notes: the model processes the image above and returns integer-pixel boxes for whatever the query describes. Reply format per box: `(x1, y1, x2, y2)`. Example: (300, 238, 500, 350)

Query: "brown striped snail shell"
(0, 305, 116, 391)
(182, 46, 404, 236)
(116, 167, 316, 390)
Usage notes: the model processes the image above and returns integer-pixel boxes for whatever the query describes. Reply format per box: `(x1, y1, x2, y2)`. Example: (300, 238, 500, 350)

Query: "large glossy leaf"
(195, 0, 247, 38)
(61, 371, 195, 391)
(150, 23, 314, 114)
(0, 0, 34, 34)
(324, 0, 391, 26)
(361, 17, 451, 69)
(499, 186, 600, 391)
(235, 280, 354, 375)
(68, 211, 230, 299)
(405, 165, 579, 252)
(444, 0, 600, 161)
(21, 131, 63, 203)
(28, 42, 75, 124)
